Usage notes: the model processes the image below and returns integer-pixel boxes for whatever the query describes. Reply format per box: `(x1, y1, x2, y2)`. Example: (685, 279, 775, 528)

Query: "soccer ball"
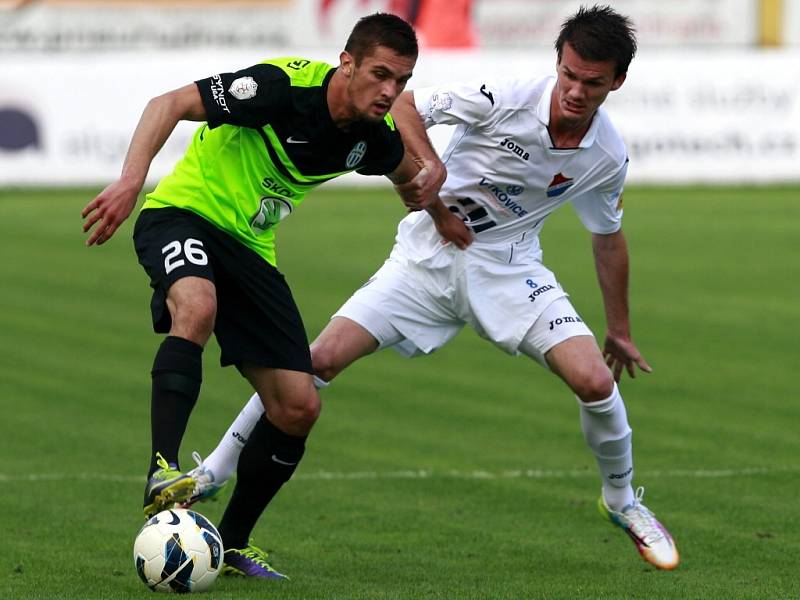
(133, 508, 224, 593)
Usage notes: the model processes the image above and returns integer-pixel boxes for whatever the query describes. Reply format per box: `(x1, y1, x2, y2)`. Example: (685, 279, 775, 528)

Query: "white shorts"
(332, 238, 593, 361)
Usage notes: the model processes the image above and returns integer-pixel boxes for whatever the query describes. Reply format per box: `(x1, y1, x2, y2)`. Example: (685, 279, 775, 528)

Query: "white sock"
(202, 376, 331, 484)
(578, 383, 635, 511)
(202, 393, 265, 484)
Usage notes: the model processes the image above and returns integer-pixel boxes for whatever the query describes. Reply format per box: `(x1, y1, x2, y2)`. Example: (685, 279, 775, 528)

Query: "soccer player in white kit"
(185, 6, 679, 571)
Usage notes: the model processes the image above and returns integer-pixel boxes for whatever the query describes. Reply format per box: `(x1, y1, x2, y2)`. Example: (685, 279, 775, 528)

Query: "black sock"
(217, 415, 306, 550)
(148, 336, 203, 476)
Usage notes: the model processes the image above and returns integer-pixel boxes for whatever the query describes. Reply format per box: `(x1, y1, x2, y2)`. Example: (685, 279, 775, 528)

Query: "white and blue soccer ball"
(133, 508, 223, 593)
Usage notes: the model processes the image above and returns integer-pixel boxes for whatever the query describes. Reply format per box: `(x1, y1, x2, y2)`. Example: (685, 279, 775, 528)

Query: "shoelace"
(237, 545, 279, 572)
(190, 451, 207, 475)
(189, 451, 215, 486)
(624, 487, 665, 544)
(153, 452, 177, 476)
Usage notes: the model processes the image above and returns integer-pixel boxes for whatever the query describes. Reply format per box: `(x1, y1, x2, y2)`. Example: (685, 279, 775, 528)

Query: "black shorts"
(133, 207, 312, 373)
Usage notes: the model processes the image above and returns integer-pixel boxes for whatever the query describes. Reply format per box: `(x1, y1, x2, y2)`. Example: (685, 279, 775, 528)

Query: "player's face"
(554, 42, 626, 125)
(342, 46, 416, 122)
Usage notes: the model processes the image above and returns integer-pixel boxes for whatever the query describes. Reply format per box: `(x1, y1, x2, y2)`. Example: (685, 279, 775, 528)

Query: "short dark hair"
(344, 12, 418, 65)
(555, 5, 637, 78)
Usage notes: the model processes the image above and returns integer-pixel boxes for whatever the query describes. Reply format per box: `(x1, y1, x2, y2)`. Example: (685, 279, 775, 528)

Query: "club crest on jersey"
(431, 92, 453, 112)
(346, 141, 367, 168)
(546, 173, 574, 198)
(251, 195, 293, 234)
(228, 77, 258, 100)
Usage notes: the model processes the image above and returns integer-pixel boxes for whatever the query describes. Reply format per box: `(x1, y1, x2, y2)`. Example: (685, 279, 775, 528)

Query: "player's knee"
(172, 295, 217, 340)
(279, 387, 321, 430)
(310, 341, 343, 383)
(572, 365, 615, 403)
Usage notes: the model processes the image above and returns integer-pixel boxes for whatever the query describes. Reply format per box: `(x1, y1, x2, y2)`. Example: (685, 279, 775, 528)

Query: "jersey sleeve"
(196, 63, 289, 130)
(571, 158, 628, 234)
(355, 120, 405, 176)
(413, 80, 502, 130)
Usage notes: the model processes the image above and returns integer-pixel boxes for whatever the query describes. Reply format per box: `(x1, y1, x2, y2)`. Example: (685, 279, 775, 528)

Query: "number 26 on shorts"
(161, 238, 208, 275)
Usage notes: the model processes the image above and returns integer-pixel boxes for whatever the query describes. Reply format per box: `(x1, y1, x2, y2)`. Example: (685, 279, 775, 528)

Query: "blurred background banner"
(1, 0, 799, 185)
(0, 0, 785, 50)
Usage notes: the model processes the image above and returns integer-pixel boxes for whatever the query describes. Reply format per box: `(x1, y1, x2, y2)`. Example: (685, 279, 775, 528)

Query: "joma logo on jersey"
(262, 176, 294, 197)
(478, 177, 528, 217)
(209, 75, 230, 114)
(528, 284, 554, 302)
(500, 138, 529, 161)
(346, 141, 367, 168)
(546, 172, 574, 197)
(548, 315, 583, 330)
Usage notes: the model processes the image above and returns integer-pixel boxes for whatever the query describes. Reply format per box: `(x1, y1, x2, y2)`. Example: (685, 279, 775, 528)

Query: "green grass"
(0, 185, 798, 599)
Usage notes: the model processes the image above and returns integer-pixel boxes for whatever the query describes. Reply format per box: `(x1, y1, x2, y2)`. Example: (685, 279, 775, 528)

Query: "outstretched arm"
(387, 91, 473, 249)
(592, 229, 652, 381)
(81, 83, 206, 246)
(388, 91, 446, 209)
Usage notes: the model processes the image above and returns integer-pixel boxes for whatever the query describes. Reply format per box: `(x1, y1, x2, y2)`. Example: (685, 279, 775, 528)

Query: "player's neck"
(548, 112, 594, 149)
(548, 92, 595, 148)
(326, 70, 357, 130)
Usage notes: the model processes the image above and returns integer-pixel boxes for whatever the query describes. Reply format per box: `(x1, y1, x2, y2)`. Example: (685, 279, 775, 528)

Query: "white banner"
(0, 0, 765, 51)
(475, 0, 758, 47)
(1, 48, 798, 185)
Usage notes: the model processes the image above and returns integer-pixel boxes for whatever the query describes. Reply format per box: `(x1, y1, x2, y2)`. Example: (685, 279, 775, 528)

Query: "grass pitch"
(0, 185, 798, 599)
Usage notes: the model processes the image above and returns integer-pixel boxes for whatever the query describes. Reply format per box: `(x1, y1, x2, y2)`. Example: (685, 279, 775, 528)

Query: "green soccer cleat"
(142, 452, 196, 519)
(599, 486, 680, 570)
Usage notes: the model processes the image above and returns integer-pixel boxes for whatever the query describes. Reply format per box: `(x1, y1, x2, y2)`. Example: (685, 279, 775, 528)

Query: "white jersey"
(399, 76, 628, 264)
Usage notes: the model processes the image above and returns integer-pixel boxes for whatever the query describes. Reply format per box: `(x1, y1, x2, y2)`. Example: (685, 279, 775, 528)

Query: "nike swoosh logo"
(286, 136, 309, 144)
(480, 84, 494, 106)
(271, 454, 298, 466)
(166, 510, 180, 525)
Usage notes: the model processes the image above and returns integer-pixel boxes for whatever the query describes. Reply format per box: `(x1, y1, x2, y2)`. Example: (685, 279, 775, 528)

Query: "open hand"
(603, 332, 652, 381)
(81, 180, 140, 246)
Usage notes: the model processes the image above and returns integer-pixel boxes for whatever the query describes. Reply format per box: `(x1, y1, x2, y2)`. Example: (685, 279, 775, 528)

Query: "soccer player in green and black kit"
(82, 13, 469, 579)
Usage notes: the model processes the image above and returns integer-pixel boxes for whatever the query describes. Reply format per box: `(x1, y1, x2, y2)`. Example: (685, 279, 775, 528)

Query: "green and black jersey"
(143, 57, 405, 266)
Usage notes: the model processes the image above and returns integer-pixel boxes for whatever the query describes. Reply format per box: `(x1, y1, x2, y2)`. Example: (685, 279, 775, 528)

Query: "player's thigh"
(546, 335, 614, 401)
(133, 208, 217, 333)
(310, 316, 383, 381)
(518, 297, 613, 399)
(545, 336, 605, 381)
(164, 277, 218, 343)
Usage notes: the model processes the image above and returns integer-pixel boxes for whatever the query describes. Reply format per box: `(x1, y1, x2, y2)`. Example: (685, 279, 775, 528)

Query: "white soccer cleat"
(176, 451, 225, 509)
(599, 486, 680, 570)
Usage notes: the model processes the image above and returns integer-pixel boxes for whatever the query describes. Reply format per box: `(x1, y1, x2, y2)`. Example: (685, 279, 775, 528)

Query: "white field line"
(1, 465, 798, 483)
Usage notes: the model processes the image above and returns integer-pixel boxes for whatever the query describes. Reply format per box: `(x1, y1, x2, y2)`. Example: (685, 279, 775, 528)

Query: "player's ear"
(610, 72, 626, 91)
(340, 51, 354, 77)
